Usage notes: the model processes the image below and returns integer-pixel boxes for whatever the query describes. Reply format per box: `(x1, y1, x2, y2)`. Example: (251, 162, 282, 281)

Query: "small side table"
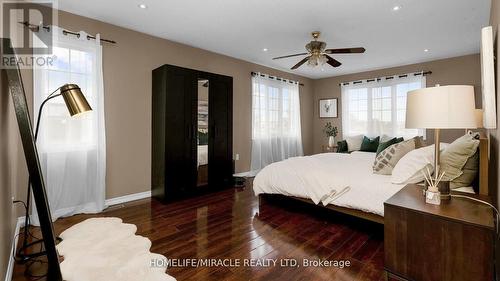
(322, 145, 337, 153)
(384, 184, 494, 281)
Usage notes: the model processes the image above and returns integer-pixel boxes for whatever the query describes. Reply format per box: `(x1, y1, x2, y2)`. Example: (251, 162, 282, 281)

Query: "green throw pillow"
(376, 137, 398, 155)
(336, 140, 348, 153)
(376, 137, 404, 155)
(360, 136, 380, 152)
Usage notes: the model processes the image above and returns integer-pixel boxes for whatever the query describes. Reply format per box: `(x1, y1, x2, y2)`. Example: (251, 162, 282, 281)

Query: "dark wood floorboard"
(12, 182, 385, 281)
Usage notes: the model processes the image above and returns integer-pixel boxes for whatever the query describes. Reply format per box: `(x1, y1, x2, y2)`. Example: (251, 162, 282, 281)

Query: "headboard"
(478, 136, 489, 196)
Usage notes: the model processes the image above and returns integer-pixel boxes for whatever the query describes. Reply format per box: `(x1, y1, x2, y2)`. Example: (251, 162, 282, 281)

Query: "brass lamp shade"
(60, 84, 92, 116)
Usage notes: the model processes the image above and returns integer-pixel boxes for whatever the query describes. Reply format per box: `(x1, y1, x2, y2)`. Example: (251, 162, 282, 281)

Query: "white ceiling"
(57, 0, 491, 79)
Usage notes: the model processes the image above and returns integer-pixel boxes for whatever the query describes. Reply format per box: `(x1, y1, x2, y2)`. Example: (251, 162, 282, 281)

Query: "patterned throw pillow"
(373, 139, 416, 175)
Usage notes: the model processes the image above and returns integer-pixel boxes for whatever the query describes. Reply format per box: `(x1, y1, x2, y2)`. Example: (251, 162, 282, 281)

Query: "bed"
(253, 137, 489, 224)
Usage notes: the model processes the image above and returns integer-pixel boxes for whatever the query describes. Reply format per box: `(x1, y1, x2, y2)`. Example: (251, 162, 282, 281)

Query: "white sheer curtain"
(341, 73, 426, 140)
(32, 26, 106, 223)
(250, 74, 303, 174)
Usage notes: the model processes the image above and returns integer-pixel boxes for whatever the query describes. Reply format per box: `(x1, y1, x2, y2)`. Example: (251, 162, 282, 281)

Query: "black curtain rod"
(19, 21, 117, 44)
(339, 71, 432, 86)
(251, 72, 304, 86)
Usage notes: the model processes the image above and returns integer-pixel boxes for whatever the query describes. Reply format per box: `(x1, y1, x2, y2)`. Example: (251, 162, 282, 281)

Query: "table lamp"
(405, 85, 477, 198)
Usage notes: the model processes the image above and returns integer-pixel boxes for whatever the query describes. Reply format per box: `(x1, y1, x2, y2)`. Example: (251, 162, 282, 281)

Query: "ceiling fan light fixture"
(272, 31, 366, 70)
(307, 56, 318, 67)
(318, 55, 328, 65)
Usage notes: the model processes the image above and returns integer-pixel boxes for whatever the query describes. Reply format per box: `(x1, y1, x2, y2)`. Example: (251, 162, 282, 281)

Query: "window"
(341, 74, 426, 139)
(250, 74, 303, 173)
(34, 43, 98, 150)
(31, 27, 106, 223)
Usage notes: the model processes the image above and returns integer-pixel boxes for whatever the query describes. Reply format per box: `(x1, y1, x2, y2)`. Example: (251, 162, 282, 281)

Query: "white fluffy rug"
(56, 217, 176, 281)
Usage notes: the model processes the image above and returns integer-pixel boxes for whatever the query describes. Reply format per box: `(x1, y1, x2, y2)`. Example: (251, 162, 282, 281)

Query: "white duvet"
(253, 151, 406, 216)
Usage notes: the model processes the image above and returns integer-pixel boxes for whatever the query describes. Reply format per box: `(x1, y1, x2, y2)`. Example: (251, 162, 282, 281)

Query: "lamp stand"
(433, 128, 451, 200)
(434, 128, 440, 174)
(17, 87, 63, 262)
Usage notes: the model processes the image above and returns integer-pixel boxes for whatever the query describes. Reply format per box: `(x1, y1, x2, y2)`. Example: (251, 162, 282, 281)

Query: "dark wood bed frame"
(258, 136, 490, 225)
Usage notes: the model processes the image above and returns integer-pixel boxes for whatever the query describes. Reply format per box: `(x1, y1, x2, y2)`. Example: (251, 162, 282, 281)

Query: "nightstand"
(322, 145, 337, 153)
(384, 184, 494, 281)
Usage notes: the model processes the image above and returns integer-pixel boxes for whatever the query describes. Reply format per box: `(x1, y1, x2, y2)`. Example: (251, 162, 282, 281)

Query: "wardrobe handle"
(187, 125, 192, 139)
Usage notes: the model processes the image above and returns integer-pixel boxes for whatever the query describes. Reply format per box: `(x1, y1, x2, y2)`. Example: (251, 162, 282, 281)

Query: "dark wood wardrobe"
(151, 64, 233, 201)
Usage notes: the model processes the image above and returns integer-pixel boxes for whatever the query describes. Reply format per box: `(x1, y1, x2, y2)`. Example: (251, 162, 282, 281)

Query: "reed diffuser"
(422, 167, 446, 205)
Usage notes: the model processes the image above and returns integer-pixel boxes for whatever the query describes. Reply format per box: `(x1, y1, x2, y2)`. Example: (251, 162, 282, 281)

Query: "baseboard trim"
(105, 191, 151, 206)
(5, 217, 25, 281)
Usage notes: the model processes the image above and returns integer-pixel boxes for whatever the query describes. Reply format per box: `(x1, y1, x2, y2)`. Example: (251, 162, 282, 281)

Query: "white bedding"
(198, 145, 208, 166)
(253, 151, 406, 216)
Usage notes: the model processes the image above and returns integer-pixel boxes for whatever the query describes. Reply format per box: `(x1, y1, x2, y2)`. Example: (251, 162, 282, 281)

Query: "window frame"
(341, 75, 426, 140)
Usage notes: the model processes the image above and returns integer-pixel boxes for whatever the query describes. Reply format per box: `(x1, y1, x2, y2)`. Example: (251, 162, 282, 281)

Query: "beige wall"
(0, 66, 24, 281)
(312, 54, 482, 154)
(13, 9, 315, 200)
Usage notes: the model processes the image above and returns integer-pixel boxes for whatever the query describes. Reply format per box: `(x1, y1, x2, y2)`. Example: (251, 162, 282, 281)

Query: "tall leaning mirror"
(197, 79, 209, 187)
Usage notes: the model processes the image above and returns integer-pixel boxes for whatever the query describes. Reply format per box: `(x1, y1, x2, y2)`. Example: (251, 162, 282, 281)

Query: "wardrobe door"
(208, 74, 233, 187)
(155, 65, 197, 200)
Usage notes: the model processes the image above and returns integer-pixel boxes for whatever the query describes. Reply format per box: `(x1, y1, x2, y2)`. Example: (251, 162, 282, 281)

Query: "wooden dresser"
(384, 184, 495, 281)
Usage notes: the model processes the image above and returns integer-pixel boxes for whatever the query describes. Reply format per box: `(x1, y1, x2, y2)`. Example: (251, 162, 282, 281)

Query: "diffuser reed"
(422, 167, 446, 205)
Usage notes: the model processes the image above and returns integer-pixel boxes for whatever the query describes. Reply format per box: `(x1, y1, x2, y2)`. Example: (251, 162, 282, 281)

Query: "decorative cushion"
(360, 136, 380, 152)
(391, 143, 449, 184)
(376, 137, 402, 155)
(345, 134, 364, 152)
(336, 140, 348, 153)
(373, 139, 415, 175)
(380, 134, 393, 142)
(440, 132, 480, 188)
(413, 136, 426, 148)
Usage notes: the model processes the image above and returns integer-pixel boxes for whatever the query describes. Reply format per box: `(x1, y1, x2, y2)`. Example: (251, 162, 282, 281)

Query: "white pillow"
(391, 143, 449, 184)
(380, 134, 393, 142)
(345, 134, 363, 152)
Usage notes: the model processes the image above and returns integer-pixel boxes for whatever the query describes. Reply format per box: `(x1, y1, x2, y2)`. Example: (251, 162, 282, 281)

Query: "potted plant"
(323, 122, 338, 147)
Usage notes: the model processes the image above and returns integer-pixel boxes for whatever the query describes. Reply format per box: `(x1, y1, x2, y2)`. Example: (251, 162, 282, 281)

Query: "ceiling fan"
(273, 31, 366, 70)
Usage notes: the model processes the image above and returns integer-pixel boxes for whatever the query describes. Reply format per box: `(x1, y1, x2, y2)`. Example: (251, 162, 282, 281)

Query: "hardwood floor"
(12, 182, 385, 281)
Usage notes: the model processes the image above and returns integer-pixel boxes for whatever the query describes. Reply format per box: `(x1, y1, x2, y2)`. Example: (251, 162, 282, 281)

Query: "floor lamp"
(2, 38, 91, 280)
(17, 84, 92, 262)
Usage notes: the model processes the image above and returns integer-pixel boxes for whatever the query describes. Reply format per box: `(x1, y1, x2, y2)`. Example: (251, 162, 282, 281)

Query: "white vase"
(328, 136, 335, 147)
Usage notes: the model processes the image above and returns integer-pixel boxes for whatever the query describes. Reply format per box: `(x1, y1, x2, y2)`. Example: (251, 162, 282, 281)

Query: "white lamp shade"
(406, 85, 477, 129)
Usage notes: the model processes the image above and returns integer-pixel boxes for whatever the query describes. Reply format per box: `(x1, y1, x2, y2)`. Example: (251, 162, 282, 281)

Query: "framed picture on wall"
(319, 98, 338, 118)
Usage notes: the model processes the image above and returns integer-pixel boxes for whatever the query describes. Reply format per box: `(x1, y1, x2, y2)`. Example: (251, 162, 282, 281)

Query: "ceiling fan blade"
(291, 56, 310, 69)
(273, 53, 309, 60)
(325, 55, 342, 67)
(325, 47, 366, 54)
